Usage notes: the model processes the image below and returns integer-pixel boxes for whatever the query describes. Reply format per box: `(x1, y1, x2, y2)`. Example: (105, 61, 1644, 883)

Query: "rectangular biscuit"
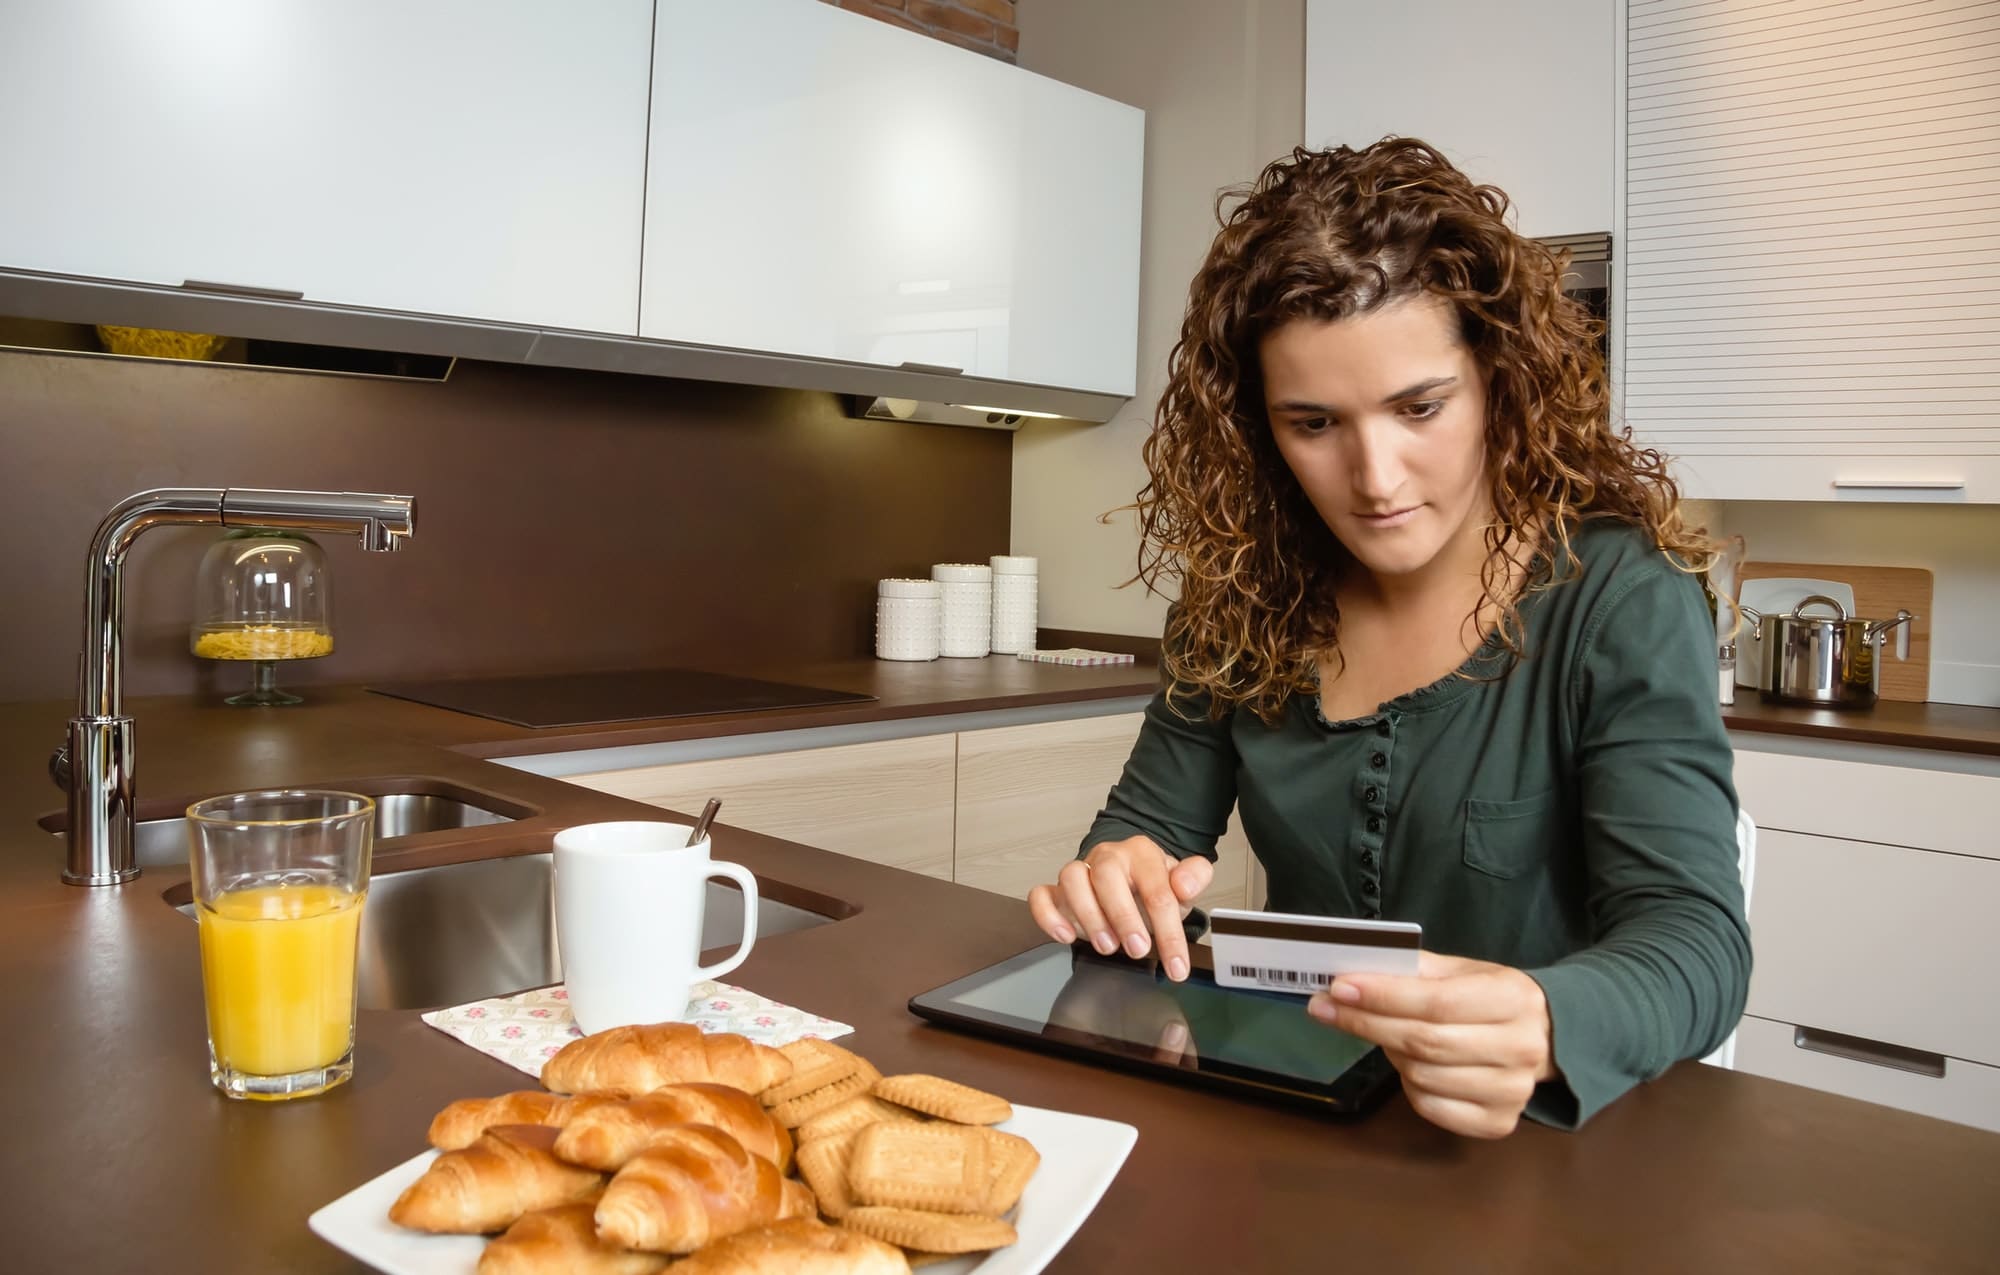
(846, 1122, 991, 1215)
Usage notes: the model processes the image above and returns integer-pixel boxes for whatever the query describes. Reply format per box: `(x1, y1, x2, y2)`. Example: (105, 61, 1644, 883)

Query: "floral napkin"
(420, 982, 855, 1079)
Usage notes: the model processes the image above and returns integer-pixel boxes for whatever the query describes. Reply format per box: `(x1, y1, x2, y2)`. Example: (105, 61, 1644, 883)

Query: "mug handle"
(696, 861, 760, 982)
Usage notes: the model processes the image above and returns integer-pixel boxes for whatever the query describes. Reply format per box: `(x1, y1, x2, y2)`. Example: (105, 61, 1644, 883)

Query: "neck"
(1345, 504, 1500, 616)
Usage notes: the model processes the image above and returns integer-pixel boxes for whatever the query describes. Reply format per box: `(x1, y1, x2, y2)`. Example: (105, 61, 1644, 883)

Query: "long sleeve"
(1080, 680, 1241, 864)
(1525, 564, 1752, 1129)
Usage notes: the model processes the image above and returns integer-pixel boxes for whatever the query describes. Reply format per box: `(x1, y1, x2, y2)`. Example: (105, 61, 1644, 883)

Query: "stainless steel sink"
(170, 852, 835, 1011)
(43, 783, 533, 870)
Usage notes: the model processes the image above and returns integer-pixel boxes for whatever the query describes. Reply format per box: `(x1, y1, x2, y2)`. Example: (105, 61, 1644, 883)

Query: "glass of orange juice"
(187, 790, 373, 1100)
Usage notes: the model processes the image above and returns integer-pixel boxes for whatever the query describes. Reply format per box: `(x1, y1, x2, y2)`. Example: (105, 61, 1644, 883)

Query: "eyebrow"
(1270, 375, 1459, 414)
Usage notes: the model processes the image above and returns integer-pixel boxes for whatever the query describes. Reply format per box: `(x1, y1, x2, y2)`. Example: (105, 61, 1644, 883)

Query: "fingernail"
(1308, 998, 1338, 1024)
(1124, 932, 1150, 959)
(1094, 931, 1117, 955)
(1052, 923, 1075, 944)
(1162, 1022, 1187, 1050)
(1167, 956, 1189, 982)
(1331, 981, 1362, 1004)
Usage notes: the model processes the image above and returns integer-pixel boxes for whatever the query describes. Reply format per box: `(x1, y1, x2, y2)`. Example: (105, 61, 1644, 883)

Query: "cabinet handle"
(180, 279, 306, 301)
(896, 361, 964, 376)
(1794, 1025, 1946, 1078)
(1831, 479, 1965, 491)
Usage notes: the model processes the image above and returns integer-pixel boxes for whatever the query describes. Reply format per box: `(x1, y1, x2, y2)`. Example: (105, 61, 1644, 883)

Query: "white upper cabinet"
(641, 0, 1144, 397)
(0, 2, 651, 333)
(1622, 0, 2000, 503)
(1305, 0, 1615, 239)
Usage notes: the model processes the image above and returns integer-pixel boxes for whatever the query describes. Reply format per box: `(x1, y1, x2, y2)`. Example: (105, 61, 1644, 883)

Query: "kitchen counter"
(4, 660, 1998, 1273)
(1723, 695, 2000, 759)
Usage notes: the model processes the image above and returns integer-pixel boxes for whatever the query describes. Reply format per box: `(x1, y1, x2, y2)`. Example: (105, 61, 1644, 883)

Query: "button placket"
(1353, 716, 1394, 919)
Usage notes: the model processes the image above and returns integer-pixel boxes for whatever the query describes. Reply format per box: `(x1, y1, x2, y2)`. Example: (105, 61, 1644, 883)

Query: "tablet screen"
(929, 943, 1376, 1087)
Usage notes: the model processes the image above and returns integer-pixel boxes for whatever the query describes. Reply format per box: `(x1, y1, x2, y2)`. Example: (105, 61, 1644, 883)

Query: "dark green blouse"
(1081, 521, 1751, 1128)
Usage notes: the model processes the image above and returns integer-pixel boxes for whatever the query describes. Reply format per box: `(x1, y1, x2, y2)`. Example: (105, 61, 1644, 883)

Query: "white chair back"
(1701, 808, 1757, 1069)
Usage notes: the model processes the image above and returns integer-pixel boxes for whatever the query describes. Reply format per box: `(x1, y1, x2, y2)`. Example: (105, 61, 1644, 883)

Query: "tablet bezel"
(907, 941, 1402, 1117)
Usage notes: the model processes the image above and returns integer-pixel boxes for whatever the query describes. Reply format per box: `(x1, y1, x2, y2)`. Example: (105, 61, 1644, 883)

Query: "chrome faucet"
(56, 488, 416, 885)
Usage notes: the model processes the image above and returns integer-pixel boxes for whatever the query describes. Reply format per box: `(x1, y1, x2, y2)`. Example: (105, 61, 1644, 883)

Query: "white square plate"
(308, 1102, 1137, 1275)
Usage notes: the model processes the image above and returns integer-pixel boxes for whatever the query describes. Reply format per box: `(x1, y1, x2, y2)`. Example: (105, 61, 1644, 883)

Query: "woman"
(1026, 138, 1749, 1138)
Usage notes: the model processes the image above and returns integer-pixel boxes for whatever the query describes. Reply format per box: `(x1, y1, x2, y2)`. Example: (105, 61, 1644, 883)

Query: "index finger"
(1331, 969, 1521, 1025)
(1126, 849, 1192, 981)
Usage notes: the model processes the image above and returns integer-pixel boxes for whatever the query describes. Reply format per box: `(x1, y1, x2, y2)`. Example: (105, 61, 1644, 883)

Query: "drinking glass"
(187, 790, 373, 1100)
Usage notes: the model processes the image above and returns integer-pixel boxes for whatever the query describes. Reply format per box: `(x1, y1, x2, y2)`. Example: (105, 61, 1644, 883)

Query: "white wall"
(1706, 502, 2000, 709)
(1011, 0, 1305, 638)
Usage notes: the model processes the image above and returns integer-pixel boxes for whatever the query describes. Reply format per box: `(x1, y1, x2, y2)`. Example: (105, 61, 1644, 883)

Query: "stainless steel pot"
(1740, 595, 1915, 710)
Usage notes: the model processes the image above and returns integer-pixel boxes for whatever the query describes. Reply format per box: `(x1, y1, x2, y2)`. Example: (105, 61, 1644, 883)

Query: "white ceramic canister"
(990, 555, 1039, 654)
(931, 562, 994, 658)
(876, 578, 942, 661)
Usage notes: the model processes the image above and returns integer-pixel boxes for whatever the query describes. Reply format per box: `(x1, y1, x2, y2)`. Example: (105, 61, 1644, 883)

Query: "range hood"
(0, 267, 1130, 426)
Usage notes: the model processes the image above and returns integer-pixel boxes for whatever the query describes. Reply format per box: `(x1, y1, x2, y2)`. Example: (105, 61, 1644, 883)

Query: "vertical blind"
(1623, 0, 2000, 459)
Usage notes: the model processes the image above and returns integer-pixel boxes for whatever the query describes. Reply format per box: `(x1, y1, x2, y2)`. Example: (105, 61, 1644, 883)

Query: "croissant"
(476, 1202, 668, 1275)
(389, 1124, 605, 1234)
(668, 1218, 912, 1275)
(427, 1091, 623, 1151)
(592, 1124, 814, 1254)
(542, 1024, 794, 1098)
(554, 1083, 795, 1172)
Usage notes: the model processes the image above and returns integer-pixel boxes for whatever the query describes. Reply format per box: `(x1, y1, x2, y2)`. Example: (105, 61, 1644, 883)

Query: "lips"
(1353, 506, 1421, 529)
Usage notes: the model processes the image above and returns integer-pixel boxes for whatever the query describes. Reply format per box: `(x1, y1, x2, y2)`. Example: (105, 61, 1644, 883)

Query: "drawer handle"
(1794, 1025, 1946, 1078)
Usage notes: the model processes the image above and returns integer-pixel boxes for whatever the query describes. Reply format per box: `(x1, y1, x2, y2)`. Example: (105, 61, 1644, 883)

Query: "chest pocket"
(1462, 790, 1562, 880)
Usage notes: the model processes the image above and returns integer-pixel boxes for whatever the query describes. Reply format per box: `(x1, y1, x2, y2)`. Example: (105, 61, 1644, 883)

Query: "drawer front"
(1732, 748, 1998, 859)
(1734, 1015, 2000, 1134)
(1746, 829, 2000, 1066)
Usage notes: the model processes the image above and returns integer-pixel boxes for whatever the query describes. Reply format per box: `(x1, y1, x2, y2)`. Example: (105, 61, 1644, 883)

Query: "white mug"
(552, 821, 759, 1036)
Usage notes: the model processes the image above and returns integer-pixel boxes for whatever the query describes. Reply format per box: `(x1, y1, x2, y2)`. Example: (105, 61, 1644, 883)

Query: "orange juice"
(197, 882, 364, 1077)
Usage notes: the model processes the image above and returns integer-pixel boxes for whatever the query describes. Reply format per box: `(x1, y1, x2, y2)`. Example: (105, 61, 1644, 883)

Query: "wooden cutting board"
(1737, 561, 1933, 702)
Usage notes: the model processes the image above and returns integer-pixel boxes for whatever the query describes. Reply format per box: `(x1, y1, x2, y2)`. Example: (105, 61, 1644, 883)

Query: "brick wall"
(827, 0, 1019, 61)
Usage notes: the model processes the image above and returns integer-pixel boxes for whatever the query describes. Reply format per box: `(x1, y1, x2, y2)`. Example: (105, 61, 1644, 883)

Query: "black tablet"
(908, 942, 1401, 1116)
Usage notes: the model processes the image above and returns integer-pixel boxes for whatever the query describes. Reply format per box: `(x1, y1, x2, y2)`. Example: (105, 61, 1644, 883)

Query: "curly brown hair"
(1133, 137, 1712, 723)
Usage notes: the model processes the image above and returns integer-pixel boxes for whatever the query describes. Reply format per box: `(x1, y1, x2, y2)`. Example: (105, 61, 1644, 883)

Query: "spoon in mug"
(685, 797, 722, 848)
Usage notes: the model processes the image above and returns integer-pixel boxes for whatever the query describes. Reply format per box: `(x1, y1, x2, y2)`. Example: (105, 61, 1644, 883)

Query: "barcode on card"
(1228, 964, 1331, 990)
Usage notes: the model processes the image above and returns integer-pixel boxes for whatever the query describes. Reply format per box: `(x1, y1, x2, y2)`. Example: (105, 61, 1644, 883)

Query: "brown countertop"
(1723, 695, 2000, 758)
(4, 658, 1997, 1273)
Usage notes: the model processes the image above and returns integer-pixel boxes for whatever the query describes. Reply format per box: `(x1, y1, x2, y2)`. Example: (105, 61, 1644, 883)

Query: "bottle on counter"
(932, 562, 993, 658)
(989, 555, 1038, 655)
(875, 579, 942, 661)
(1718, 642, 1737, 707)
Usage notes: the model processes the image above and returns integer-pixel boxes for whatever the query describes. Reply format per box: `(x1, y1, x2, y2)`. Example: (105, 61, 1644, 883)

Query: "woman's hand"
(1026, 836, 1213, 982)
(1308, 952, 1557, 1138)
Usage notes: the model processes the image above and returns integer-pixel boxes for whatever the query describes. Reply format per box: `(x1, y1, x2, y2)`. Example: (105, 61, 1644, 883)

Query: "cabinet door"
(1623, 0, 2000, 500)
(954, 713, 1251, 908)
(0, 2, 649, 332)
(1304, 0, 1614, 238)
(642, 0, 1143, 396)
(567, 735, 956, 880)
(1745, 829, 2000, 1069)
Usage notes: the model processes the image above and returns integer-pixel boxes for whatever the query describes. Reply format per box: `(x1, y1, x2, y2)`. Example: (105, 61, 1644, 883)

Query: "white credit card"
(1209, 907, 1422, 994)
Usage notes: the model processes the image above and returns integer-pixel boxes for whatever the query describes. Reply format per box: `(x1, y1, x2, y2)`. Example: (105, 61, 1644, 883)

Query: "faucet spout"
(63, 487, 417, 885)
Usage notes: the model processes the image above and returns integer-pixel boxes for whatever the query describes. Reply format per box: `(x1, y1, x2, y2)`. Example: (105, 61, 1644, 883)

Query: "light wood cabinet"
(568, 734, 956, 880)
(953, 713, 1252, 910)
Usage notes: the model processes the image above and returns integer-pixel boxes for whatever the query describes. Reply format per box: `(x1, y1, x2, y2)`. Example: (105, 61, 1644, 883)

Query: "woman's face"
(1259, 294, 1492, 588)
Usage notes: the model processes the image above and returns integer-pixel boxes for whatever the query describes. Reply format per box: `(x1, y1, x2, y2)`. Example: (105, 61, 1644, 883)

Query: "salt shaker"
(1717, 641, 1737, 706)
(875, 579, 941, 661)
(932, 563, 993, 658)
(989, 555, 1039, 654)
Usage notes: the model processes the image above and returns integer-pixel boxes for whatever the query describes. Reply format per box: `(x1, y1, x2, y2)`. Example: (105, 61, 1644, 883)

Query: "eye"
(1401, 399, 1445, 421)
(1286, 416, 1333, 435)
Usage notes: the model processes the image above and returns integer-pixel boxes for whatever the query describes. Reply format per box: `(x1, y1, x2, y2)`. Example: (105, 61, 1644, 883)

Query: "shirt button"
(1371, 752, 1386, 769)
(1362, 907, 1381, 919)
(1367, 815, 1382, 833)
(1360, 850, 1376, 868)
(1362, 879, 1378, 897)
(1364, 785, 1380, 803)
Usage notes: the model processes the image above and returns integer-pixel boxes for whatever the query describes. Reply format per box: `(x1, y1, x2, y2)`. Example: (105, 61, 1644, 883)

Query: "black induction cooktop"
(368, 668, 876, 729)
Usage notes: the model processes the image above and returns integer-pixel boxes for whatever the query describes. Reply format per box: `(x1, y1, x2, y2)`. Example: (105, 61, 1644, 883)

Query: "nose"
(1347, 419, 1406, 505)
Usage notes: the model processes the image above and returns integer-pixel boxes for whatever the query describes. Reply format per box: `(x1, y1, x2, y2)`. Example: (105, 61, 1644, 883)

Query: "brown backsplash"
(0, 351, 1011, 705)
